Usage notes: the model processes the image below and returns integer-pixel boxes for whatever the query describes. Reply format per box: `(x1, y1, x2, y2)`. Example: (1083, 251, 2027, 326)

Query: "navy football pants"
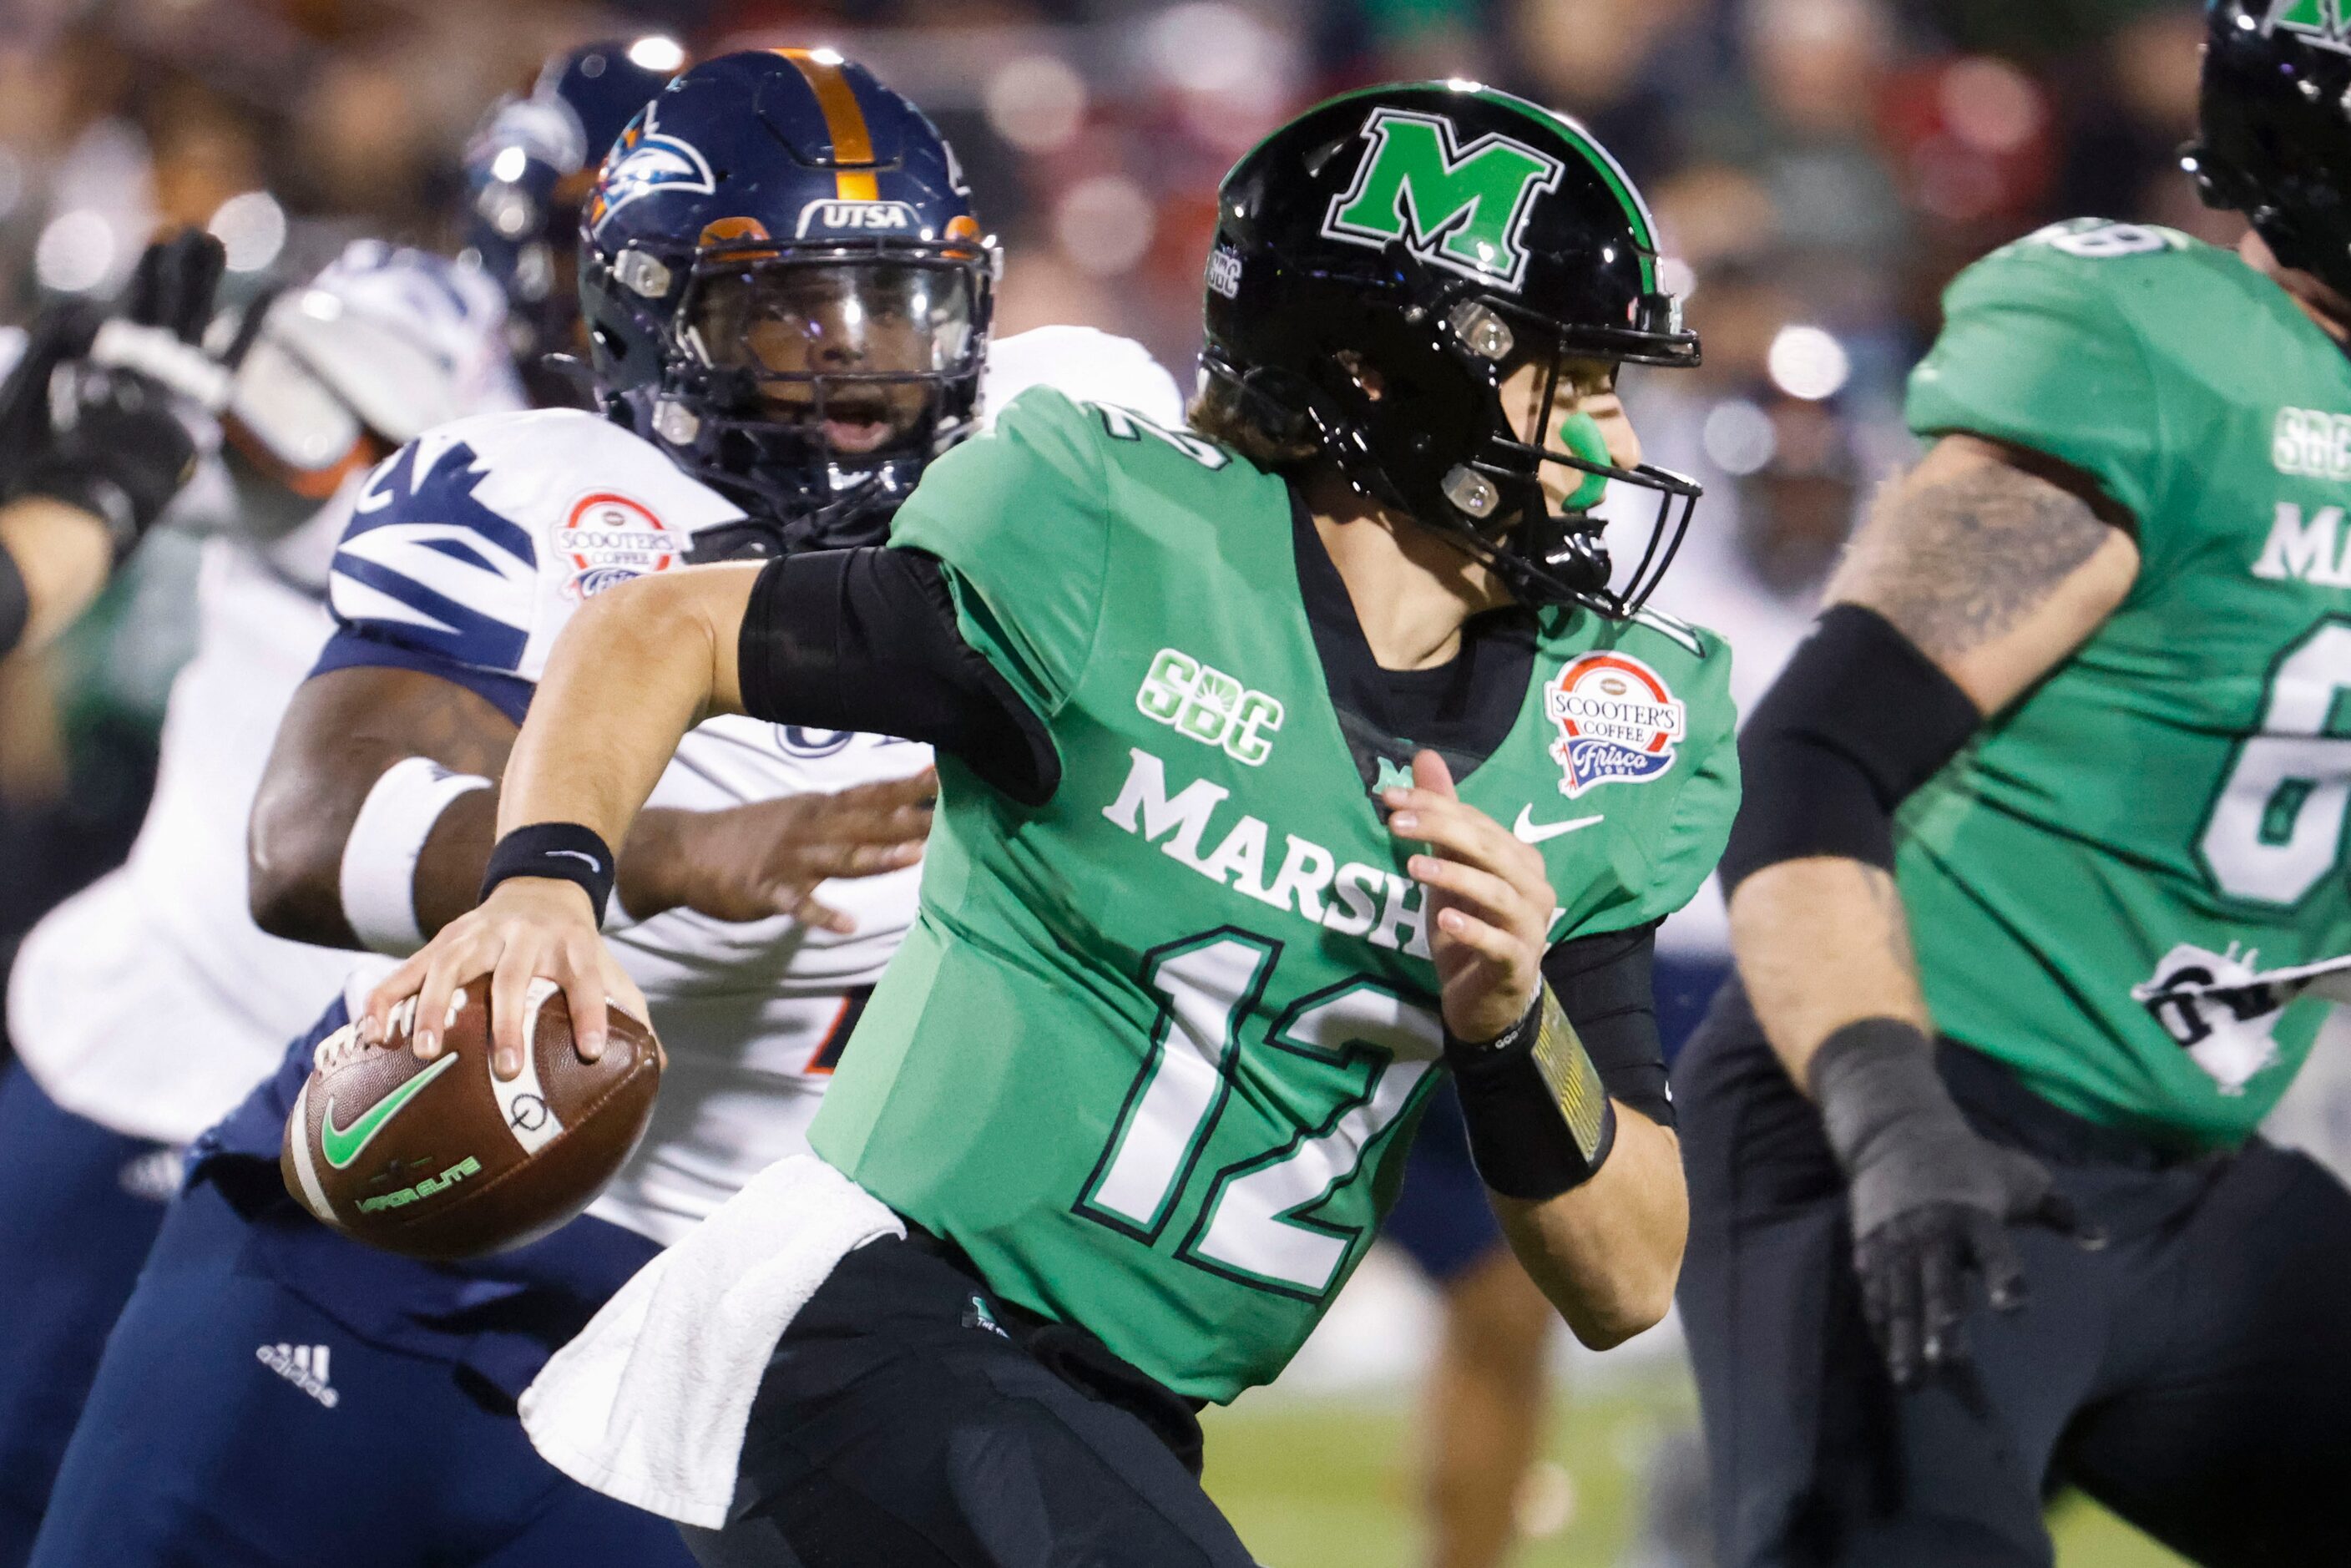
(29, 1177, 695, 1568)
(0, 1061, 174, 1568)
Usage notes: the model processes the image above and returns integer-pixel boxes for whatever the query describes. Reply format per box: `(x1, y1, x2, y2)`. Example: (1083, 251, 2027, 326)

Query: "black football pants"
(678, 1232, 1257, 1568)
(1676, 980, 2351, 1568)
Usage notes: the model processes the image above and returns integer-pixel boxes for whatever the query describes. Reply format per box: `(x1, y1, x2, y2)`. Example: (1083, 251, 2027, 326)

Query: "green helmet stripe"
(1514, 98, 1661, 291)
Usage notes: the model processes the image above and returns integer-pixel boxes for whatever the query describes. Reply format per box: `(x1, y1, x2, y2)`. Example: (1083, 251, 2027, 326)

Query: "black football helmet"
(2187, 0, 2351, 301)
(1201, 82, 1701, 615)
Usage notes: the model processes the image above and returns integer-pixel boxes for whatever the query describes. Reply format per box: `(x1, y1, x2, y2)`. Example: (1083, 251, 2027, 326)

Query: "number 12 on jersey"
(1074, 929, 1444, 1301)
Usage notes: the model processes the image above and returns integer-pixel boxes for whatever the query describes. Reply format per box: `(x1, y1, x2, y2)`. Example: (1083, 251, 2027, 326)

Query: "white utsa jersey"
(7, 246, 523, 1147)
(323, 326, 1181, 1244)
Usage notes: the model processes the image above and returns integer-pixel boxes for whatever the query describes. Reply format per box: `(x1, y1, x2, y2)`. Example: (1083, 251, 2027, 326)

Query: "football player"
(0, 231, 225, 663)
(0, 44, 670, 1563)
(28, 50, 1184, 1567)
(374, 81, 1735, 1563)
(1676, 4, 2351, 1563)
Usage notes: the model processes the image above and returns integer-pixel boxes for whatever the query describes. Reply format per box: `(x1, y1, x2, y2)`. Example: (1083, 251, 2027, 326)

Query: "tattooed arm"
(1730, 432, 2140, 1085)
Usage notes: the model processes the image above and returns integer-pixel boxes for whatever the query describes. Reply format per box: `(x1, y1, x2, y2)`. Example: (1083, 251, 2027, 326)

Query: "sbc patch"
(1545, 652, 1685, 797)
(559, 493, 673, 600)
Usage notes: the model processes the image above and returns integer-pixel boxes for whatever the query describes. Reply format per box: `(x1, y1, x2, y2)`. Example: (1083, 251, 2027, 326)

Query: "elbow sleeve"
(1543, 923, 1671, 1129)
(1716, 604, 1980, 894)
(736, 547, 1059, 806)
(0, 539, 26, 658)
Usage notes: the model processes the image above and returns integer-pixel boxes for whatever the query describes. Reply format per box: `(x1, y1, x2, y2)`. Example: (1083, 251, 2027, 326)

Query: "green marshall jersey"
(1901, 218, 2351, 1151)
(807, 388, 1737, 1401)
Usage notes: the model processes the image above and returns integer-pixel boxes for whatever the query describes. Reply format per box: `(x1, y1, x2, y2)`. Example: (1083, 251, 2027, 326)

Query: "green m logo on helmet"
(1322, 108, 1566, 291)
(2270, 0, 2351, 51)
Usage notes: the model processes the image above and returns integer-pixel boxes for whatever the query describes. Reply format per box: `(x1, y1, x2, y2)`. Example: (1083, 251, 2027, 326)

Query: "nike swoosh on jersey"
(321, 1051, 460, 1170)
(1514, 806, 1605, 844)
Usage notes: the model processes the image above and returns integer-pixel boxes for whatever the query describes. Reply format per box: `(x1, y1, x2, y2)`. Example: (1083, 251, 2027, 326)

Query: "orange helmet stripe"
(775, 49, 881, 202)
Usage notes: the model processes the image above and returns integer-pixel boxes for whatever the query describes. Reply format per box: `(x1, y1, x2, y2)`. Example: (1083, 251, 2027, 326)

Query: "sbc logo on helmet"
(1545, 653, 1685, 797)
(1321, 107, 1565, 291)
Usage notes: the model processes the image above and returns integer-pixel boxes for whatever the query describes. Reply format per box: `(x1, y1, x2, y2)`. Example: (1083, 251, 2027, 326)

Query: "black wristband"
(0, 539, 28, 658)
(479, 822, 617, 925)
(1446, 986, 1618, 1201)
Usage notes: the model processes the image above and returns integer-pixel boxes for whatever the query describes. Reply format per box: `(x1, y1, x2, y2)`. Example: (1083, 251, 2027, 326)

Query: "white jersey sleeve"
(317, 408, 746, 716)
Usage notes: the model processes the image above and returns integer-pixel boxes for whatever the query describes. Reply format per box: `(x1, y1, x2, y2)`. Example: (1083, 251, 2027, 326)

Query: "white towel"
(518, 1154, 903, 1528)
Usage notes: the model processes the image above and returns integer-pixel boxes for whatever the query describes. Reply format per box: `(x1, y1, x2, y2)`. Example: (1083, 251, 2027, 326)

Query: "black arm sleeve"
(736, 546, 1060, 807)
(1541, 922, 1671, 1128)
(0, 539, 27, 659)
(1714, 604, 1980, 895)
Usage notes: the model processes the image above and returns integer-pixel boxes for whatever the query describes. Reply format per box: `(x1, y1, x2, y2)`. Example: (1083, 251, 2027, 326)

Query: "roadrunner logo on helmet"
(1201, 82, 1702, 617)
(578, 48, 996, 558)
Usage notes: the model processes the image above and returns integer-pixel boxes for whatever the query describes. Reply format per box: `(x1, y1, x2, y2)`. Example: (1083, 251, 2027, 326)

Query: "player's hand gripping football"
(361, 877, 644, 1083)
(618, 767, 935, 933)
(1384, 749, 1555, 1042)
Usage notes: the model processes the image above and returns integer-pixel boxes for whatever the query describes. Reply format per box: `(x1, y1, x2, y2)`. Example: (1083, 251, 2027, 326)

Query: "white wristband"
(337, 756, 493, 956)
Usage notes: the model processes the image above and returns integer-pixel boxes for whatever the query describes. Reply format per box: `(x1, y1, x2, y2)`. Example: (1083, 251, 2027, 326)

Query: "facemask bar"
(1456, 329, 1704, 615)
(631, 242, 988, 541)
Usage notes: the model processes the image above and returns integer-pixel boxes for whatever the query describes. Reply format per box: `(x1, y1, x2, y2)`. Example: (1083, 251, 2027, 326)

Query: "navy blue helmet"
(579, 48, 995, 554)
(461, 39, 684, 399)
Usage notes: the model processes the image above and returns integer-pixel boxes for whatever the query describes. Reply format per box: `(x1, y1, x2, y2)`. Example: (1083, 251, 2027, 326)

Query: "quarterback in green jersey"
(367, 83, 1735, 1561)
(1679, 4, 2351, 1565)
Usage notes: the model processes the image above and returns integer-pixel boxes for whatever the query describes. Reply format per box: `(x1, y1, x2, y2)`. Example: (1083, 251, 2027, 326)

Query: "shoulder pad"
(296, 242, 524, 432)
(327, 409, 741, 681)
(1619, 604, 1727, 668)
(1995, 218, 2201, 264)
(1954, 219, 2225, 309)
(983, 327, 1185, 429)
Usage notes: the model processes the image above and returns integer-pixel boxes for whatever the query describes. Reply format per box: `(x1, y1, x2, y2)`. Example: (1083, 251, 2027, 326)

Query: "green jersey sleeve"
(1559, 623, 1740, 939)
(1906, 225, 2168, 528)
(888, 387, 1112, 722)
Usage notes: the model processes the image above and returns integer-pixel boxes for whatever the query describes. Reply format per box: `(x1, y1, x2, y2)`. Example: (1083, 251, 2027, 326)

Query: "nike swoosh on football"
(546, 848, 604, 873)
(321, 1052, 460, 1171)
(1514, 806, 1605, 844)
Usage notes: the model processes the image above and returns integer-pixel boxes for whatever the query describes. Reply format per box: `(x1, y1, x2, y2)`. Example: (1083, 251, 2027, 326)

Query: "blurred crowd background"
(0, 0, 2232, 1029)
(0, 3, 2232, 1560)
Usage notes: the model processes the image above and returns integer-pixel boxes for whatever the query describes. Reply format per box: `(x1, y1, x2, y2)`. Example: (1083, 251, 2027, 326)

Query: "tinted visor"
(689, 260, 978, 455)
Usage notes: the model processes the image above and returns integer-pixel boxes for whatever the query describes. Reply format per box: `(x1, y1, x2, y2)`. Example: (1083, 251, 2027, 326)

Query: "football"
(281, 979, 660, 1262)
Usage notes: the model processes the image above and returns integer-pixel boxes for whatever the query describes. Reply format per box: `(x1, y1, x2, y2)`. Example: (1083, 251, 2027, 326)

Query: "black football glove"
(1810, 1018, 2100, 1388)
(3, 230, 228, 560)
